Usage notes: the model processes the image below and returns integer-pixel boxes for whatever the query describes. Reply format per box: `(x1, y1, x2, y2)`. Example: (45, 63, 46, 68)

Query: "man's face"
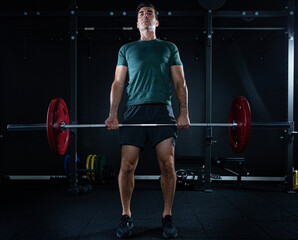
(137, 7, 159, 30)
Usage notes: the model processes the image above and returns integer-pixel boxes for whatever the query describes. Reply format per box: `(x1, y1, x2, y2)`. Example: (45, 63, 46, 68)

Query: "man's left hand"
(176, 114, 190, 130)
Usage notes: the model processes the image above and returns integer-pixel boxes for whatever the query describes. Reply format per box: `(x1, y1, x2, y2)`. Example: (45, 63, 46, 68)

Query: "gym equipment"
(86, 154, 93, 181)
(228, 96, 251, 153)
(97, 154, 107, 182)
(67, 184, 92, 196)
(175, 167, 206, 190)
(47, 98, 70, 155)
(176, 169, 196, 189)
(213, 157, 249, 184)
(294, 170, 298, 190)
(64, 154, 81, 177)
(7, 96, 294, 155)
(91, 155, 97, 181)
(64, 154, 110, 182)
(84, 154, 109, 182)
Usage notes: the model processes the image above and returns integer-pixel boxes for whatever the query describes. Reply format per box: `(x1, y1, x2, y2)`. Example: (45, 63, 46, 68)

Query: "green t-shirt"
(117, 39, 182, 105)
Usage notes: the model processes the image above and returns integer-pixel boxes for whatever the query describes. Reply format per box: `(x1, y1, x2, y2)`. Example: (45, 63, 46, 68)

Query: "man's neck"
(140, 30, 157, 41)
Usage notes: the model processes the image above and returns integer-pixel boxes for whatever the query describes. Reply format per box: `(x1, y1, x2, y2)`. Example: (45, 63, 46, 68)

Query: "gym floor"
(0, 180, 297, 240)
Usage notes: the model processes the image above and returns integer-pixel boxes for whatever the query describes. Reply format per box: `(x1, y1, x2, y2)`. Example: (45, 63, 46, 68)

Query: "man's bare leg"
(155, 138, 176, 218)
(118, 145, 140, 217)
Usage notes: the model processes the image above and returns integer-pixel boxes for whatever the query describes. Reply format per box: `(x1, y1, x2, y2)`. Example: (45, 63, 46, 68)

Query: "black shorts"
(119, 103, 178, 149)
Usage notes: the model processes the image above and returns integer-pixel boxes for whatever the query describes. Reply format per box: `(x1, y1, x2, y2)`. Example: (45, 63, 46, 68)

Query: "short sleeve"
(169, 43, 182, 66)
(117, 45, 128, 66)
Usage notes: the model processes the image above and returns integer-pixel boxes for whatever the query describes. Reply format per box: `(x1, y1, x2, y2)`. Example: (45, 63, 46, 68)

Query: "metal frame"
(204, 10, 213, 192)
(75, 3, 295, 192)
(7, 175, 286, 182)
(69, 0, 78, 189)
(0, 10, 287, 18)
(202, 1, 295, 192)
(286, 0, 295, 193)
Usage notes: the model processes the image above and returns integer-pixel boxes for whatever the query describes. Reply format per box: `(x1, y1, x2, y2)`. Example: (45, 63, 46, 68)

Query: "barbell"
(6, 96, 292, 155)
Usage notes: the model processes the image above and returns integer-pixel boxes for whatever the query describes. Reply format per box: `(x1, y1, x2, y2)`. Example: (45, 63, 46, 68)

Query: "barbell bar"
(6, 123, 237, 130)
(6, 96, 292, 156)
(61, 123, 238, 128)
(62, 122, 292, 128)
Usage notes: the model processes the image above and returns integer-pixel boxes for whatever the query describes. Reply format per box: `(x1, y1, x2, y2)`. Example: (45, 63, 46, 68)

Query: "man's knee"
(160, 159, 176, 178)
(120, 145, 140, 176)
(120, 157, 139, 177)
(120, 162, 135, 174)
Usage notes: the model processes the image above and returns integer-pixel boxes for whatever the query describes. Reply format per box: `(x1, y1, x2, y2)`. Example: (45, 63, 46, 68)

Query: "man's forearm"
(176, 84, 189, 115)
(109, 81, 124, 117)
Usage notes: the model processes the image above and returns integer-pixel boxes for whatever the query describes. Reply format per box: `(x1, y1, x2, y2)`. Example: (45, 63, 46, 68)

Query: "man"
(105, 1, 190, 238)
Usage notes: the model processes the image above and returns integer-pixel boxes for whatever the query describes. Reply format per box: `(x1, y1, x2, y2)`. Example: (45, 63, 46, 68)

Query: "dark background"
(0, 0, 297, 177)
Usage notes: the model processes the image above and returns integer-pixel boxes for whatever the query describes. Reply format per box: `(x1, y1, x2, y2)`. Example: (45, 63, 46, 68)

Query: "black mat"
(0, 180, 297, 240)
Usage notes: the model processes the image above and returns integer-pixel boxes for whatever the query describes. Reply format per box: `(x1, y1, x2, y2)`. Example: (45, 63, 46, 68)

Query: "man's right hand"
(105, 116, 119, 130)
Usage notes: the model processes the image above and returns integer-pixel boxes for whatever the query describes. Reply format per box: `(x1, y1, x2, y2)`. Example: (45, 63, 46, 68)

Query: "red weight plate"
(47, 98, 58, 154)
(228, 96, 251, 153)
(47, 98, 70, 155)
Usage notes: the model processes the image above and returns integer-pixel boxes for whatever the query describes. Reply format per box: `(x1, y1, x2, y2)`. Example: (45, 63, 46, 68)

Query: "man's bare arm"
(105, 65, 128, 130)
(171, 65, 190, 130)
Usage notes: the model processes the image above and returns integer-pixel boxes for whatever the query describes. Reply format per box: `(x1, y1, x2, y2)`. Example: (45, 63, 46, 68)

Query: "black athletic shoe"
(116, 215, 134, 238)
(162, 215, 178, 238)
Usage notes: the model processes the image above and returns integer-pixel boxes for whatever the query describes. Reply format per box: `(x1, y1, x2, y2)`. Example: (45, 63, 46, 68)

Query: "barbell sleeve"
(251, 122, 291, 128)
(7, 124, 46, 131)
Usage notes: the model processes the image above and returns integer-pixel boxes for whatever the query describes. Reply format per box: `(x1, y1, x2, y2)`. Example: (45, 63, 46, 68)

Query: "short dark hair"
(137, 1, 158, 19)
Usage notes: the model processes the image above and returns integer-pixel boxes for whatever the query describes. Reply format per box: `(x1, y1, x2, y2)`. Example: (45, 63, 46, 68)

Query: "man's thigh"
(155, 138, 175, 167)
